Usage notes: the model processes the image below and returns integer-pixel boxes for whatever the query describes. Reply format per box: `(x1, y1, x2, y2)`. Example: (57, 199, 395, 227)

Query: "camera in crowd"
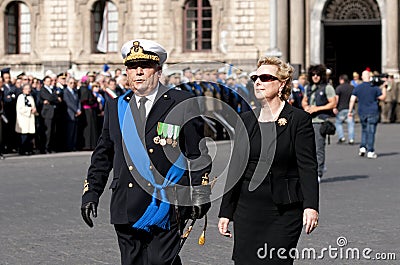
(370, 73, 388, 87)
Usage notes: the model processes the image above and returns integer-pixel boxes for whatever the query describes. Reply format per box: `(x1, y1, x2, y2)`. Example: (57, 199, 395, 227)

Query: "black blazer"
(82, 84, 212, 224)
(40, 86, 59, 119)
(219, 102, 319, 219)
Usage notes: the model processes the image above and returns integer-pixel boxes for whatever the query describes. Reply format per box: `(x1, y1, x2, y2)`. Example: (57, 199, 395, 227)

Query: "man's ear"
(157, 66, 163, 76)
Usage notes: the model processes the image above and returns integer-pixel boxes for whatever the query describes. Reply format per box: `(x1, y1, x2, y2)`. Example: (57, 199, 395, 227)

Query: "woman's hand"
(218, 217, 232, 238)
(303, 208, 319, 234)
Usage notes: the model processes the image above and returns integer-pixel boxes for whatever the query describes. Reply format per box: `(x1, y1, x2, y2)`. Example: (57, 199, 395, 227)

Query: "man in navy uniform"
(81, 39, 212, 265)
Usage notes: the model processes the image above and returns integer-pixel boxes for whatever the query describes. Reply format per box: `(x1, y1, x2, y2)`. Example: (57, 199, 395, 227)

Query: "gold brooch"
(277, 118, 287, 126)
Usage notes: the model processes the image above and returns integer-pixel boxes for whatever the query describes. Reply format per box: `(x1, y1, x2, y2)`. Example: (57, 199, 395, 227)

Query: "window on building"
(183, 0, 212, 51)
(92, 0, 118, 53)
(4, 1, 31, 54)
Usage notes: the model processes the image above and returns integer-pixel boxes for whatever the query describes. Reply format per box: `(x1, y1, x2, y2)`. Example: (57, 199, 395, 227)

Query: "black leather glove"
(191, 185, 211, 219)
(81, 202, 97, 228)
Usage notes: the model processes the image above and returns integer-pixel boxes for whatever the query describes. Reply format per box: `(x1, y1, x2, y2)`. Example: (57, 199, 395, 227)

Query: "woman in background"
(15, 84, 37, 155)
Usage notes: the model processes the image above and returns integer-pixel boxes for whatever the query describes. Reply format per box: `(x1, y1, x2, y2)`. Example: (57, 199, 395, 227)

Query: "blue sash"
(118, 93, 187, 231)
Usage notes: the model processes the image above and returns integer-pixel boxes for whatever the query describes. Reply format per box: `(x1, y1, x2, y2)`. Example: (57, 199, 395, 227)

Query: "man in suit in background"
(40, 76, 62, 153)
(63, 77, 81, 151)
(81, 39, 212, 265)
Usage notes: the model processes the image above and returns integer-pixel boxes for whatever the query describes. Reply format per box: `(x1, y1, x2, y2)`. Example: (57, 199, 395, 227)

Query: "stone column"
(385, 0, 399, 74)
(265, 0, 282, 57)
(277, 0, 288, 61)
(290, 0, 305, 72)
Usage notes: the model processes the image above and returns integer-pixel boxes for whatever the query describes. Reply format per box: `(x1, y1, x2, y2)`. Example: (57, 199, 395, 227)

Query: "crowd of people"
(1, 61, 400, 160)
(0, 67, 131, 158)
(0, 64, 261, 158)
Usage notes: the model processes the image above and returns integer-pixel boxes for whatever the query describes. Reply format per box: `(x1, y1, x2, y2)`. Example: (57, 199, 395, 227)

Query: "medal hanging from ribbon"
(166, 124, 174, 145)
(160, 122, 168, 146)
(172, 125, 180, 147)
(154, 122, 180, 147)
(154, 122, 162, 144)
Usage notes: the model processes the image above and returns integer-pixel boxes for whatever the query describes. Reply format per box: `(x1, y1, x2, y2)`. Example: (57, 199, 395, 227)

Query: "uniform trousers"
(114, 221, 182, 265)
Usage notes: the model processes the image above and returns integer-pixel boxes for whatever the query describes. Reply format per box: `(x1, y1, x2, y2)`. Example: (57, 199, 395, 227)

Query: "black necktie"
(138, 97, 148, 125)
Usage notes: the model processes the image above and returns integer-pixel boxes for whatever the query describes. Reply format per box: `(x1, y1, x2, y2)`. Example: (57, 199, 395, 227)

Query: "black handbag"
(320, 120, 336, 136)
(319, 120, 336, 144)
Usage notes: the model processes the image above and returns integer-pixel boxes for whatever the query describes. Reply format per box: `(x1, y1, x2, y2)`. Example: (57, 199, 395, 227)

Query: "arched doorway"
(322, 0, 382, 84)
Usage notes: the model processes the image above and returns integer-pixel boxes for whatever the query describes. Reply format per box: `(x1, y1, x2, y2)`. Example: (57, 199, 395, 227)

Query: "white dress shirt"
(134, 84, 159, 118)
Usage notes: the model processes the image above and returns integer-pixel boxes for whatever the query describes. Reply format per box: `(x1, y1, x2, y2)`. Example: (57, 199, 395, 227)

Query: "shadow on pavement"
(376, 152, 399, 157)
(321, 175, 369, 183)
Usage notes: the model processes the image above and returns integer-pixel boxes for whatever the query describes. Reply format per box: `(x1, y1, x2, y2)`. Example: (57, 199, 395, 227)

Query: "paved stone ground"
(0, 123, 399, 264)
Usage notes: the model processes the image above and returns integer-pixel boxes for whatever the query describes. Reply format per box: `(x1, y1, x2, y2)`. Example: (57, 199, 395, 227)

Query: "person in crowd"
(21, 74, 30, 86)
(49, 74, 58, 89)
(104, 78, 119, 102)
(380, 74, 395, 123)
(334, 74, 355, 144)
(54, 73, 67, 152)
(348, 70, 386, 159)
(394, 79, 400, 123)
(181, 67, 193, 83)
(298, 73, 308, 92)
(217, 67, 227, 85)
(218, 56, 319, 265)
(0, 76, 4, 159)
(226, 75, 241, 113)
(56, 72, 67, 90)
(235, 72, 252, 112)
(63, 77, 81, 151)
(326, 68, 334, 85)
(15, 84, 37, 155)
(301, 64, 336, 182)
(1, 68, 19, 153)
(114, 68, 122, 79)
(87, 71, 97, 89)
(32, 78, 45, 153)
(40, 75, 62, 153)
(116, 74, 128, 95)
(289, 79, 303, 109)
(80, 39, 212, 265)
(167, 72, 182, 89)
(90, 82, 105, 136)
(79, 80, 99, 150)
(351, 71, 362, 88)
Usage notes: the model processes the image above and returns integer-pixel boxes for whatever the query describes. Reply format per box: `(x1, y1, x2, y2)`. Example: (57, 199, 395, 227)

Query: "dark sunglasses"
(312, 73, 320, 77)
(250, 74, 279, 83)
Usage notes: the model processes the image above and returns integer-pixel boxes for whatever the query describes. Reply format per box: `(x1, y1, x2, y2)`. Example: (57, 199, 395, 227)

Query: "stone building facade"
(0, 0, 399, 79)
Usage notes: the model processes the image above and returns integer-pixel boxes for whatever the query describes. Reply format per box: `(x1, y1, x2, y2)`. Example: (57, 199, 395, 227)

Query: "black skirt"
(232, 178, 303, 265)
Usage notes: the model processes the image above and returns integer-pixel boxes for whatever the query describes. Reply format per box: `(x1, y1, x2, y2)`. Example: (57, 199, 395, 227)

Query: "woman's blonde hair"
(257, 56, 294, 101)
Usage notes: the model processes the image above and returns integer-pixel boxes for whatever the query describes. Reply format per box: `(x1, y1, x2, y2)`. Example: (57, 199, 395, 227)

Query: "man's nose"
(136, 67, 144, 74)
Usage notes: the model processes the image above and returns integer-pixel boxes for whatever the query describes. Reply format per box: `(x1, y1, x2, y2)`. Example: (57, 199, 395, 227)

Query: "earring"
(278, 89, 282, 98)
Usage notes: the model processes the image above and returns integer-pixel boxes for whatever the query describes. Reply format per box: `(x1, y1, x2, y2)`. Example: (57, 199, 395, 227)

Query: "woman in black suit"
(218, 56, 319, 264)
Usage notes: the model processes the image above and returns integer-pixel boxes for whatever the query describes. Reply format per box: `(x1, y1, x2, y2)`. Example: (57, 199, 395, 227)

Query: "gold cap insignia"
(278, 118, 287, 126)
(123, 41, 160, 65)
